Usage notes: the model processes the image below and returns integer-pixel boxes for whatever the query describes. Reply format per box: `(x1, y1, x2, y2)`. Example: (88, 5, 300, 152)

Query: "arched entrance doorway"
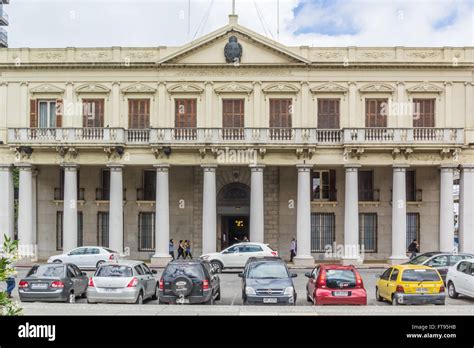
(217, 182, 250, 250)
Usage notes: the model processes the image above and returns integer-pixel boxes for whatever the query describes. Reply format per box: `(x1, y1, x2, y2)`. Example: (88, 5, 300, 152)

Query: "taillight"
(127, 277, 138, 288)
(88, 277, 95, 287)
(439, 286, 445, 293)
(318, 271, 327, 288)
(396, 285, 405, 293)
(202, 279, 209, 291)
(19, 281, 28, 288)
(51, 281, 64, 288)
(355, 271, 363, 288)
(109, 254, 115, 261)
(271, 251, 278, 256)
(159, 278, 164, 291)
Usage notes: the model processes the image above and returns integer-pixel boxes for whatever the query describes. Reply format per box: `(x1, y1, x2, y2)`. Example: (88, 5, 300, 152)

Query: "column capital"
(393, 164, 410, 171)
(250, 164, 265, 172)
(296, 164, 313, 172)
(344, 164, 361, 171)
(154, 164, 170, 172)
(15, 163, 33, 171)
(439, 164, 458, 172)
(0, 164, 13, 171)
(107, 163, 124, 171)
(201, 164, 217, 172)
(61, 163, 79, 171)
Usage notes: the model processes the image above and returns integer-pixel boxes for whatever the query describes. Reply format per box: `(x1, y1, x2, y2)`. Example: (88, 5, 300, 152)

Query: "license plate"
(103, 288, 120, 292)
(333, 291, 350, 297)
(263, 298, 278, 303)
(176, 298, 190, 304)
(31, 283, 48, 290)
(416, 288, 428, 293)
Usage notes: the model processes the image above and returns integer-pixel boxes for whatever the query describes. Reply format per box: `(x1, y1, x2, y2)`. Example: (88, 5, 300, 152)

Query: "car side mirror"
(82, 272, 87, 276)
(152, 270, 157, 274)
(304, 272, 311, 278)
(238, 273, 244, 278)
(291, 273, 297, 278)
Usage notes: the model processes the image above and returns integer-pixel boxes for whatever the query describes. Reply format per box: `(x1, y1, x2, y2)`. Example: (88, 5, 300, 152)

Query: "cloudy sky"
(7, 0, 474, 48)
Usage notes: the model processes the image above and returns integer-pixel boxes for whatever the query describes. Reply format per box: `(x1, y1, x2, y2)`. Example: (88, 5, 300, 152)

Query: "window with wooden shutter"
(269, 98, 292, 128)
(365, 98, 387, 127)
(413, 99, 435, 127)
(56, 99, 63, 127)
(37, 100, 57, 128)
(318, 99, 340, 129)
(82, 99, 104, 127)
(30, 99, 38, 128)
(175, 99, 197, 128)
(222, 99, 244, 140)
(128, 99, 150, 129)
(358, 170, 375, 201)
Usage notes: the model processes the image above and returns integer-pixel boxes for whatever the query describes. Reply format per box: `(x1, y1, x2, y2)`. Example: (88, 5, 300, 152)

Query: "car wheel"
(391, 295, 398, 306)
(210, 261, 223, 273)
(96, 260, 106, 269)
(375, 287, 384, 302)
(448, 282, 459, 299)
(135, 291, 144, 305)
(67, 292, 75, 304)
(81, 291, 87, 299)
(151, 286, 158, 301)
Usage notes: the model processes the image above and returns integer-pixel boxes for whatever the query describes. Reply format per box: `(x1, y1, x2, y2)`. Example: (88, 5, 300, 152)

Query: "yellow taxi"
(375, 264, 445, 305)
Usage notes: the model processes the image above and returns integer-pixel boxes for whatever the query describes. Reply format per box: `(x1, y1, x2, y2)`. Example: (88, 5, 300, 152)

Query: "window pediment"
(75, 83, 110, 94)
(359, 83, 395, 93)
(406, 82, 443, 94)
(121, 83, 157, 94)
(262, 83, 300, 94)
(29, 84, 65, 94)
(167, 83, 204, 95)
(214, 83, 252, 96)
(310, 83, 348, 99)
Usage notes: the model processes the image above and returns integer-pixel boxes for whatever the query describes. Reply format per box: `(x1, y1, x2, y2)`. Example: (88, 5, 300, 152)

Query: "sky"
(6, 0, 474, 48)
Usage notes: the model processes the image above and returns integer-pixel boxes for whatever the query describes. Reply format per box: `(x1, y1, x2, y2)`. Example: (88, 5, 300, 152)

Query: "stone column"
(249, 165, 265, 243)
(0, 164, 14, 244)
(343, 165, 362, 265)
(390, 165, 409, 264)
(108, 164, 124, 254)
(459, 165, 474, 253)
(62, 164, 78, 252)
(439, 165, 456, 252)
(17, 163, 34, 249)
(293, 164, 314, 266)
(151, 164, 172, 266)
(202, 165, 217, 255)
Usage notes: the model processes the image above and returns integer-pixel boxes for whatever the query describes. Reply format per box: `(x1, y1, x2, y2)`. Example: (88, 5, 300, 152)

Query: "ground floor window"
(97, 212, 109, 247)
(359, 213, 377, 253)
(56, 211, 83, 251)
(406, 213, 420, 248)
(138, 212, 155, 252)
(311, 213, 335, 252)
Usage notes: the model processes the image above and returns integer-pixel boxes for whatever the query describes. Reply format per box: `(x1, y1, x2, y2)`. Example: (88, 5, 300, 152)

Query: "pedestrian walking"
(407, 239, 419, 260)
(290, 238, 297, 263)
(6, 276, 15, 299)
(185, 240, 193, 259)
(177, 240, 185, 259)
(169, 239, 175, 260)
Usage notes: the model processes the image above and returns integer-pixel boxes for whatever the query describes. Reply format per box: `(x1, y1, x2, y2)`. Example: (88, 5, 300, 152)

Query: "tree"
(0, 235, 22, 316)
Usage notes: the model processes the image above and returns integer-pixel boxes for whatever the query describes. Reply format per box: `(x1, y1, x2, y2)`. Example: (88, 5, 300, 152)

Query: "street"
(7, 267, 474, 315)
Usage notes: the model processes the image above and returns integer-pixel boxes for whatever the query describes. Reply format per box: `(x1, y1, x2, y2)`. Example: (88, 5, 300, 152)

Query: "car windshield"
(401, 269, 441, 282)
(407, 255, 432, 265)
(165, 264, 204, 279)
(27, 265, 64, 278)
(95, 265, 133, 277)
(247, 262, 288, 279)
(325, 269, 357, 289)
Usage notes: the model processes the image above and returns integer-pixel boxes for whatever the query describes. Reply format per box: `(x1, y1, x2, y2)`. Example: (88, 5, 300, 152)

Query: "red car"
(305, 264, 367, 305)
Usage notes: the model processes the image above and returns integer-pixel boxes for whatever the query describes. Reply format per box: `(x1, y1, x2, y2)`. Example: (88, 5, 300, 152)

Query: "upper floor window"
(222, 99, 244, 140)
(269, 98, 292, 128)
(317, 99, 340, 129)
(175, 99, 197, 128)
(128, 99, 150, 129)
(365, 98, 387, 128)
(30, 99, 62, 128)
(82, 99, 104, 128)
(413, 99, 435, 128)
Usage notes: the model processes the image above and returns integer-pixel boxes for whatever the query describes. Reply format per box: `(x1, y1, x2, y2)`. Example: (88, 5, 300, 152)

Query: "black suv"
(239, 256, 297, 305)
(158, 259, 221, 304)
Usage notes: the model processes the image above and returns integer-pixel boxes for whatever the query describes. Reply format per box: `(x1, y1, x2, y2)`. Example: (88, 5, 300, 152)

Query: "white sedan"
(200, 242, 278, 272)
(48, 246, 119, 269)
(446, 258, 474, 299)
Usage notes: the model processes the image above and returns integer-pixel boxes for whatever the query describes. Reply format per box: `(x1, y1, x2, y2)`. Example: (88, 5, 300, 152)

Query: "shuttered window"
(358, 170, 374, 201)
(138, 212, 155, 252)
(311, 213, 335, 253)
(97, 212, 109, 247)
(359, 213, 377, 253)
(30, 99, 63, 128)
(222, 99, 244, 128)
(269, 98, 292, 128)
(317, 99, 340, 129)
(56, 211, 84, 251)
(365, 98, 387, 127)
(413, 99, 435, 127)
(143, 170, 156, 201)
(129, 99, 150, 129)
(407, 213, 420, 249)
(83, 99, 104, 127)
(175, 99, 197, 128)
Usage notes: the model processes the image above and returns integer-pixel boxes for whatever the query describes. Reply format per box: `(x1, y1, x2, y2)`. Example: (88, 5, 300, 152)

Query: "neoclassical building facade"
(0, 15, 473, 266)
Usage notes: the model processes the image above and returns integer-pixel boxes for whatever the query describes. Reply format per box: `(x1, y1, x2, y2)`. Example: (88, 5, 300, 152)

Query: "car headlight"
(284, 287, 294, 296)
(245, 287, 256, 295)
(201, 255, 210, 260)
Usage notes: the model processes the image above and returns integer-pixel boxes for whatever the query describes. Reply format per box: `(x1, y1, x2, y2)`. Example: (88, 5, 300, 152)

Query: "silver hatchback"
(87, 260, 158, 304)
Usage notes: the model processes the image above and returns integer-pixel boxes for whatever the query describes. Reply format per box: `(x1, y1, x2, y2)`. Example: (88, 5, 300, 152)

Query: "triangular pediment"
(263, 83, 300, 94)
(29, 84, 65, 94)
(407, 82, 443, 93)
(311, 82, 348, 94)
(215, 82, 253, 95)
(167, 83, 204, 94)
(75, 83, 110, 94)
(121, 83, 157, 94)
(359, 83, 395, 93)
(158, 20, 309, 66)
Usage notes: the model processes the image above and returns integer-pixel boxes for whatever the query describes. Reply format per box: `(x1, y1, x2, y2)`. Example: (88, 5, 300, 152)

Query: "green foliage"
(0, 234, 22, 316)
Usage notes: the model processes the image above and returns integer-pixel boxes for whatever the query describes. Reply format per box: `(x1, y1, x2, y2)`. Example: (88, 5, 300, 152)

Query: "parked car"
(48, 246, 119, 269)
(305, 264, 367, 305)
(405, 252, 474, 283)
(375, 265, 445, 305)
(446, 258, 474, 299)
(19, 263, 88, 304)
(239, 256, 297, 305)
(200, 242, 278, 272)
(87, 260, 157, 304)
(158, 259, 220, 304)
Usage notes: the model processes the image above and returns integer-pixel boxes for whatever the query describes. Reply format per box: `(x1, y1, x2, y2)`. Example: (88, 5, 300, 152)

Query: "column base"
(389, 255, 409, 265)
(341, 257, 364, 266)
(150, 254, 172, 267)
(292, 256, 314, 267)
